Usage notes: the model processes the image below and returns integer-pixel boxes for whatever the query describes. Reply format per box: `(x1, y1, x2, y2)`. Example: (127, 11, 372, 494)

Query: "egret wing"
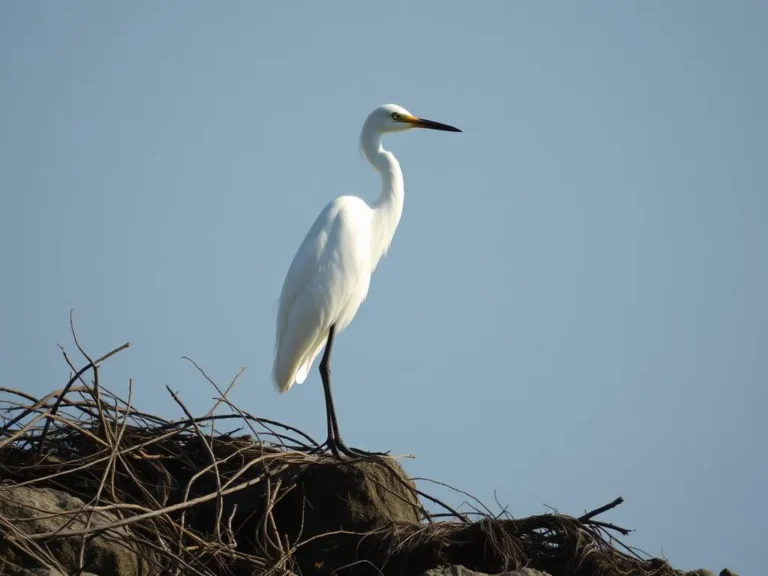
(272, 197, 370, 392)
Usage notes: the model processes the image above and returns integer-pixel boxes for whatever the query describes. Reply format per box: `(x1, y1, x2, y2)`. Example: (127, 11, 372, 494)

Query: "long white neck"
(360, 124, 404, 269)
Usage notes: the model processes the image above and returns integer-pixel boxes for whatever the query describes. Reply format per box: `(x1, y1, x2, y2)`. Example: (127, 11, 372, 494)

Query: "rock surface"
(271, 457, 422, 571)
(0, 485, 154, 576)
(1, 458, 420, 576)
(0, 464, 737, 576)
(280, 456, 422, 532)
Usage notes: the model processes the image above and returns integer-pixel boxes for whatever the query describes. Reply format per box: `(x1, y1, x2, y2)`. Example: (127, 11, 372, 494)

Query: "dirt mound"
(0, 335, 727, 575)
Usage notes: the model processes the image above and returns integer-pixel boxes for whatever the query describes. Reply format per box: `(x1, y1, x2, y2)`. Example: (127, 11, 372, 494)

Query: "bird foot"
(326, 437, 390, 460)
(299, 437, 390, 459)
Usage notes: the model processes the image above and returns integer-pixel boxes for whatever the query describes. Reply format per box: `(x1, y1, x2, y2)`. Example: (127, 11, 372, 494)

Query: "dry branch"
(0, 325, 683, 576)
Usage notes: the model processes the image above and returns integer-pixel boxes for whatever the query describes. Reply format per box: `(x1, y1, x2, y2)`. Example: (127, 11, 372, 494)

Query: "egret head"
(365, 104, 462, 135)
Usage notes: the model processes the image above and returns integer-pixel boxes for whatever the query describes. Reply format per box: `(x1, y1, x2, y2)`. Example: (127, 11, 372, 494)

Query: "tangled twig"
(0, 320, 682, 576)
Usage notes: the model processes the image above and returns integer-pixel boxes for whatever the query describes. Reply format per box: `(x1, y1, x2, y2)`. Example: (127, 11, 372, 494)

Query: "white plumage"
(273, 194, 377, 392)
(270, 103, 460, 457)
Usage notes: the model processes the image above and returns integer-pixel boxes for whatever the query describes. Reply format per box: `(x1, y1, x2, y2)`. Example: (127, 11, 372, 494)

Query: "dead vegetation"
(0, 319, 686, 575)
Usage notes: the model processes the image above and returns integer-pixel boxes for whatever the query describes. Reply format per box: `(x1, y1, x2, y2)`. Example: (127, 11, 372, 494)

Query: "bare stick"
(578, 496, 624, 522)
(411, 476, 494, 517)
(35, 341, 130, 457)
(178, 356, 245, 420)
(77, 379, 134, 570)
(167, 386, 224, 543)
(586, 519, 632, 537)
(22, 466, 281, 540)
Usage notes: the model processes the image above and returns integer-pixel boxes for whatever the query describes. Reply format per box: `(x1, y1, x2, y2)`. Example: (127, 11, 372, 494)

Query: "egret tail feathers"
(272, 338, 326, 394)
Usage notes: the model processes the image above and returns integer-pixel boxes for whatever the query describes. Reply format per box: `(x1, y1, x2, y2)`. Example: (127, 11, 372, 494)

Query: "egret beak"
(403, 115, 462, 132)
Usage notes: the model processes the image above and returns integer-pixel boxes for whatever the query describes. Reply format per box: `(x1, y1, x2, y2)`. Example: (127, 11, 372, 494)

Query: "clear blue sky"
(1, 2, 765, 573)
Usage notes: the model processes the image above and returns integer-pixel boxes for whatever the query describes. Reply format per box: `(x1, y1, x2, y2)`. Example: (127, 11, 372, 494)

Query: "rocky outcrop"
(0, 457, 421, 576)
(0, 375, 739, 576)
(1, 476, 737, 576)
(0, 485, 155, 576)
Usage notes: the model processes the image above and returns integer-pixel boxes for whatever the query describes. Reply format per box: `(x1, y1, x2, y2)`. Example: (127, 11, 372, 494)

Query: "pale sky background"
(1, 2, 765, 573)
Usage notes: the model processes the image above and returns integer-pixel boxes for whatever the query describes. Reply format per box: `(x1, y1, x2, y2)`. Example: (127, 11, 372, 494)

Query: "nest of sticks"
(0, 323, 685, 576)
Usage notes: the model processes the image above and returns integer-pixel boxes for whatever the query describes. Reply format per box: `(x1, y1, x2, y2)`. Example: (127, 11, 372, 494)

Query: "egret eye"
(391, 112, 400, 121)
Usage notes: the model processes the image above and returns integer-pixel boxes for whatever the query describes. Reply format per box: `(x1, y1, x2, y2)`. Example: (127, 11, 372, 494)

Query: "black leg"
(318, 324, 390, 460)
(319, 325, 342, 457)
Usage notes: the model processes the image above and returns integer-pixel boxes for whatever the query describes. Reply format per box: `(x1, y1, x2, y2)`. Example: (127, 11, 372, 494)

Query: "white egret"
(272, 104, 461, 458)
